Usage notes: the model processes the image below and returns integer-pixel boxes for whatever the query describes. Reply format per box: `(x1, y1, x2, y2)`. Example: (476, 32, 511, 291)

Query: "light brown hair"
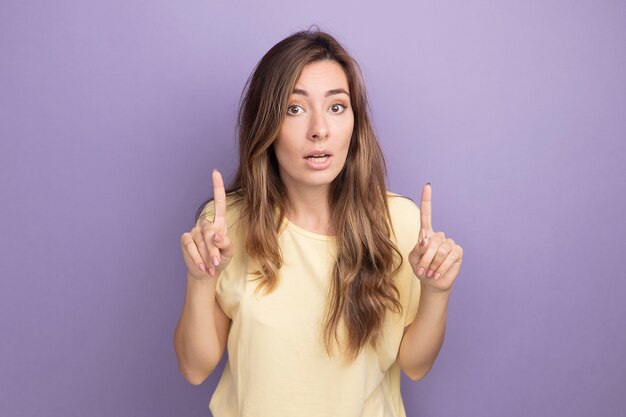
(197, 28, 403, 360)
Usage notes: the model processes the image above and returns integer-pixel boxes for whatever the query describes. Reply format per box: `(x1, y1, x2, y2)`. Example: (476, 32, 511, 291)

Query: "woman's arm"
(174, 170, 234, 385)
(397, 183, 463, 381)
(173, 274, 231, 385)
(397, 286, 450, 381)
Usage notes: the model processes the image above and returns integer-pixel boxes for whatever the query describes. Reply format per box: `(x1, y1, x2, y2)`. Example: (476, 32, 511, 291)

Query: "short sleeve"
(386, 194, 422, 327)
(195, 200, 215, 228)
(404, 271, 421, 326)
(193, 195, 245, 320)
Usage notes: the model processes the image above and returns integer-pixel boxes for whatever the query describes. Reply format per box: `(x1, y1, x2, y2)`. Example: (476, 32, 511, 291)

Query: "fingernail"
(434, 272, 441, 280)
(198, 263, 206, 272)
(427, 269, 434, 277)
(213, 168, 218, 173)
(213, 234, 222, 243)
(426, 182, 431, 186)
(212, 256, 220, 266)
(208, 266, 216, 277)
(417, 267, 425, 276)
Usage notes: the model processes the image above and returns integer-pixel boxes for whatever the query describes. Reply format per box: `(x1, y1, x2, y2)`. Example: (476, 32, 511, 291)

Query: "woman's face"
(273, 60, 354, 196)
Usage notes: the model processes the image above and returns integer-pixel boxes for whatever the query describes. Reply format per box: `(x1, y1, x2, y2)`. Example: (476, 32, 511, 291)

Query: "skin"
(273, 60, 354, 234)
(174, 61, 464, 385)
(397, 183, 464, 380)
(274, 60, 353, 193)
(174, 170, 232, 384)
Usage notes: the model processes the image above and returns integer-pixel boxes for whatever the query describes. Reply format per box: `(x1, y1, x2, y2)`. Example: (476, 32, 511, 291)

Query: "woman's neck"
(284, 186, 333, 235)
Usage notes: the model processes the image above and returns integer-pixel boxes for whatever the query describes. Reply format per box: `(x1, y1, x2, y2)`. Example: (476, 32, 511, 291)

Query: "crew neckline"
(282, 218, 336, 241)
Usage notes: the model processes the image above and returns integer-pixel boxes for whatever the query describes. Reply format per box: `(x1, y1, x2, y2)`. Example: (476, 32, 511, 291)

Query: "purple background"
(2, 1, 625, 416)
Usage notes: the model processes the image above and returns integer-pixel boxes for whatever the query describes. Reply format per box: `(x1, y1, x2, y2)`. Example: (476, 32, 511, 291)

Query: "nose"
(308, 110, 328, 141)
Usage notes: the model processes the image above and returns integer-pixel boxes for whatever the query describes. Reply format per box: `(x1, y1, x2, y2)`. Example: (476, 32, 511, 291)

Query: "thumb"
(213, 231, 235, 259)
(409, 236, 429, 266)
(417, 235, 430, 257)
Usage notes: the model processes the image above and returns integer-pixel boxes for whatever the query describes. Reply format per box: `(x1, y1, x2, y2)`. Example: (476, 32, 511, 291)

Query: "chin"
(296, 173, 341, 189)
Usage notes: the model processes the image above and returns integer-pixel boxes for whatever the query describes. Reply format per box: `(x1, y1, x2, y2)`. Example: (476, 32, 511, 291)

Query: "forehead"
(293, 60, 349, 91)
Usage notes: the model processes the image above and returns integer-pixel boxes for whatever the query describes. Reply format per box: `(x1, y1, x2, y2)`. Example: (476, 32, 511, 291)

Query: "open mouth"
(304, 154, 330, 162)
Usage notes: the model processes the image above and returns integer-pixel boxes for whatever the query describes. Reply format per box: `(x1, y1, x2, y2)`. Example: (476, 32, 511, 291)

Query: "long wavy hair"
(197, 28, 403, 360)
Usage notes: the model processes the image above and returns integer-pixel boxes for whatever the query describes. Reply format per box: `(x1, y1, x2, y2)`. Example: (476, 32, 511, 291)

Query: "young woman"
(174, 29, 464, 417)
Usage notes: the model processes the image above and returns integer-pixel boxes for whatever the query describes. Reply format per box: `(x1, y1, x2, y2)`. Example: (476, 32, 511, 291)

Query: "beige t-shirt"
(197, 193, 421, 417)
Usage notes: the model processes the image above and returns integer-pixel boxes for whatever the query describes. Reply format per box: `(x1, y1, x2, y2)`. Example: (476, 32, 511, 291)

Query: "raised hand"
(408, 183, 463, 293)
(180, 170, 235, 280)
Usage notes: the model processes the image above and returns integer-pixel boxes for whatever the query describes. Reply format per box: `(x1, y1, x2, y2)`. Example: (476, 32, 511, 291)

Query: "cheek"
(276, 122, 300, 150)
(273, 140, 289, 165)
(340, 120, 355, 150)
(273, 135, 298, 169)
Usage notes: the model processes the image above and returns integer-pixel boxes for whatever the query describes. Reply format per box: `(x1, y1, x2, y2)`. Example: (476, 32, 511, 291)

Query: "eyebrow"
(292, 88, 350, 97)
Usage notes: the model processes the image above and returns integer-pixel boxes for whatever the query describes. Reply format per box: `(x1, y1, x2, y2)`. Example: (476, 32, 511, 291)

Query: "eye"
(330, 103, 347, 114)
(287, 105, 304, 115)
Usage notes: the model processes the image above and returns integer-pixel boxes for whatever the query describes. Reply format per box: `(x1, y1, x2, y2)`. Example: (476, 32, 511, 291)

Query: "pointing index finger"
(212, 170, 227, 224)
(420, 182, 433, 234)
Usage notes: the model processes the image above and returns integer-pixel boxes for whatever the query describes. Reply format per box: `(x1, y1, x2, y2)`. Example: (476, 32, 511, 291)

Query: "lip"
(303, 152, 333, 170)
(303, 149, 333, 158)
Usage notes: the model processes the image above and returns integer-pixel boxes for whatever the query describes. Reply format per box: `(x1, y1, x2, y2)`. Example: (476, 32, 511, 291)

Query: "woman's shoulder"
(195, 191, 244, 229)
(385, 192, 421, 242)
(386, 191, 420, 219)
